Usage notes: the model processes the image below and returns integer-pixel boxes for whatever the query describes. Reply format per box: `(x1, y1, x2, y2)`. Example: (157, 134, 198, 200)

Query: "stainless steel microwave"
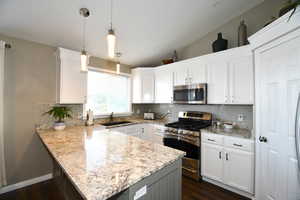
(173, 83, 207, 104)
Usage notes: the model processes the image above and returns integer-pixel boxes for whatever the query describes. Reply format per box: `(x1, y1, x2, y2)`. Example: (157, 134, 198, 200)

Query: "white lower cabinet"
(201, 132, 254, 194)
(109, 123, 164, 145)
(201, 143, 224, 182)
(223, 148, 254, 193)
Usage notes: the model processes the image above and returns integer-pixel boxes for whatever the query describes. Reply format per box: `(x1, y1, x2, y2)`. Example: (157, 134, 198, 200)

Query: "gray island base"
(53, 158, 182, 200)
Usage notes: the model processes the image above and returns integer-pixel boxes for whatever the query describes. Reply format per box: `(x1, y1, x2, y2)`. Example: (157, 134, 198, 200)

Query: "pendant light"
(107, 0, 116, 58)
(115, 52, 122, 74)
(80, 8, 90, 72)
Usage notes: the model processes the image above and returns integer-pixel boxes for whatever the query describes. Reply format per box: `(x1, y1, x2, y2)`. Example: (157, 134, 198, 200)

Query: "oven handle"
(182, 167, 198, 174)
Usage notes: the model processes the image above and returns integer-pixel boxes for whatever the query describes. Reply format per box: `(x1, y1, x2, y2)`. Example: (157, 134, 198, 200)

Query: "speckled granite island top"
(37, 125, 185, 200)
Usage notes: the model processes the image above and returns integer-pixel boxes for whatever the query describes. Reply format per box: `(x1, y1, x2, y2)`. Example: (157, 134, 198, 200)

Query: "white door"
(207, 61, 229, 104)
(223, 148, 254, 193)
(229, 56, 253, 104)
(155, 66, 173, 103)
(189, 59, 207, 84)
(201, 143, 224, 182)
(256, 32, 300, 200)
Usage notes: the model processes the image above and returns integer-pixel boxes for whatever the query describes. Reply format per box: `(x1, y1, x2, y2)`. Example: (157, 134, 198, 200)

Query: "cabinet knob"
(259, 136, 268, 143)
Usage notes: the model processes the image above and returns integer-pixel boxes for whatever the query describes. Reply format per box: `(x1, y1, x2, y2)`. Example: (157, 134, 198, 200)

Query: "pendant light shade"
(80, 8, 90, 72)
(116, 62, 120, 74)
(107, 29, 116, 58)
(81, 50, 88, 72)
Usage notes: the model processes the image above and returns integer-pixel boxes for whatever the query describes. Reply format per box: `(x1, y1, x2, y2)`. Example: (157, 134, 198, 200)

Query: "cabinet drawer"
(202, 132, 223, 145)
(224, 137, 254, 152)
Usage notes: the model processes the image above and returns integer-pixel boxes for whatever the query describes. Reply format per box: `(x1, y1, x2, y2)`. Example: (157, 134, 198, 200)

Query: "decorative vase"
(212, 33, 228, 52)
(53, 122, 66, 131)
(238, 20, 249, 46)
(279, 0, 298, 17)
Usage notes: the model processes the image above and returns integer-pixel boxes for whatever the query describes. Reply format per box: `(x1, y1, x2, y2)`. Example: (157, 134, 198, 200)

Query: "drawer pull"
(233, 143, 243, 147)
(208, 139, 216, 142)
(226, 153, 229, 161)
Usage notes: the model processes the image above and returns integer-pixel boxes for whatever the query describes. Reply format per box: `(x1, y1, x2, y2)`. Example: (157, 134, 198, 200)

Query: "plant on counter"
(44, 106, 72, 131)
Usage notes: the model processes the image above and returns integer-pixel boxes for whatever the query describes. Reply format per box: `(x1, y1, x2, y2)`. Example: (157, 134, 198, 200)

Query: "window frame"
(84, 66, 132, 119)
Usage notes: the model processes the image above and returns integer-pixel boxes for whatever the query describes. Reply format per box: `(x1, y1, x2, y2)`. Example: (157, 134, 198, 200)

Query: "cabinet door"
(132, 69, 142, 103)
(155, 66, 173, 103)
(173, 63, 188, 86)
(58, 57, 87, 104)
(207, 62, 229, 104)
(141, 70, 155, 103)
(223, 148, 254, 193)
(189, 60, 207, 84)
(201, 143, 224, 182)
(229, 56, 253, 104)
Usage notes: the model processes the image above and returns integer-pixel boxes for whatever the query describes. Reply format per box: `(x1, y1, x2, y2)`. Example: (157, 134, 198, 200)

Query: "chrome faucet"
(109, 112, 114, 122)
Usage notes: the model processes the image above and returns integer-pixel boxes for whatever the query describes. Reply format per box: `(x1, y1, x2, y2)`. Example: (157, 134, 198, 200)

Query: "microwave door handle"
(295, 92, 300, 176)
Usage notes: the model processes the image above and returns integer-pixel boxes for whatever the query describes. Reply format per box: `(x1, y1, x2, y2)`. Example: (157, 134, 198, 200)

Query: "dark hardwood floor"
(0, 176, 250, 200)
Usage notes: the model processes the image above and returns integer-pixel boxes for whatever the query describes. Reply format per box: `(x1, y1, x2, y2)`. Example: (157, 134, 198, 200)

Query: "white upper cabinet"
(173, 62, 188, 86)
(132, 46, 253, 105)
(132, 68, 155, 103)
(207, 46, 253, 105)
(189, 59, 207, 84)
(56, 48, 87, 104)
(207, 61, 229, 104)
(154, 65, 173, 103)
(173, 59, 207, 86)
(229, 55, 253, 104)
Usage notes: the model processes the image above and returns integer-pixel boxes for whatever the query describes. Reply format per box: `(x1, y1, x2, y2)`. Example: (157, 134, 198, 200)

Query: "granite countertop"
(203, 126, 253, 140)
(37, 125, 185, 200)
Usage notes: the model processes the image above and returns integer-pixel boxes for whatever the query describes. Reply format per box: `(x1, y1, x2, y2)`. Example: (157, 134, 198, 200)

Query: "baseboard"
(0, 173, 53, 194)
(203, 177, 254, 199)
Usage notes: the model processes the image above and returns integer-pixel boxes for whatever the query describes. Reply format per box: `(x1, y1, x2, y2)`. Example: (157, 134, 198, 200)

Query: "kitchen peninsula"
(37, 125, 185, 200)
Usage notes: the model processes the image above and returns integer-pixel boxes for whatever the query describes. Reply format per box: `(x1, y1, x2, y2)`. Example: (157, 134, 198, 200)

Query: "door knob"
(259, 136, 268, 143)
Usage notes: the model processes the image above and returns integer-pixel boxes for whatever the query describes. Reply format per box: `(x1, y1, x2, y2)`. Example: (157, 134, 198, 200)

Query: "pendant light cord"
(110, 0, 113, 29)
(82, 16, 86, 51)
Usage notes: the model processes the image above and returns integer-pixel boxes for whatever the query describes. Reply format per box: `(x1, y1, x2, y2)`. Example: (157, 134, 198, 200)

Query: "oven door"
(163, 136, 200, 180)
(173, 84, 207, 104)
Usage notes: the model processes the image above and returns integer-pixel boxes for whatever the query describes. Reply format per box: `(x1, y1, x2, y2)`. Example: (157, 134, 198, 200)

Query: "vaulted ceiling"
(0, 0, 263, 66)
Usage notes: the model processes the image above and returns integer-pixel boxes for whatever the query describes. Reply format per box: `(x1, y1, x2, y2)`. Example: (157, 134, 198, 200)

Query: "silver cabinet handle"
(295, 92, 300, 173)
(219, 151, 222, 159)
(225, 153, 229, 161)
(208, 139, 215, 142)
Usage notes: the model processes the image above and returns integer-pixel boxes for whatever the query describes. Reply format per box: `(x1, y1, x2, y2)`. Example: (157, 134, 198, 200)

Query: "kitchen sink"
(101, 121, 132, 126)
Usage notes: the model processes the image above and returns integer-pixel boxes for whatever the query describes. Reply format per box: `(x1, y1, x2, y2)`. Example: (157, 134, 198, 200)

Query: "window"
(85, 69, 131, 117)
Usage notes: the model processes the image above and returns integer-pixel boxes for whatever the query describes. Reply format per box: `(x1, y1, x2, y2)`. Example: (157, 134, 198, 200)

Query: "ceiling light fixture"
(115, 52, 122, 74)
(107, 0, 116, 58)
(80, 8, 90, 72)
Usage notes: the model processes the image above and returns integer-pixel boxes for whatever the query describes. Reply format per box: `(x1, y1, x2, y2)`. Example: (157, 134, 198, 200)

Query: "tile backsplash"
(133, 104, 253, 130)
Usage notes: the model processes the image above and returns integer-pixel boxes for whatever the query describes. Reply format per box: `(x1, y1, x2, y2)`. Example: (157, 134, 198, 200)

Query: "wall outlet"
(238, 114, 245, 122)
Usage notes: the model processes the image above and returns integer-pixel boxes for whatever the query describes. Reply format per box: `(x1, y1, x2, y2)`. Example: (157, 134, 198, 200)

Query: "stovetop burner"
(165, 121, 211, 131)
(165, 111, 212, 131)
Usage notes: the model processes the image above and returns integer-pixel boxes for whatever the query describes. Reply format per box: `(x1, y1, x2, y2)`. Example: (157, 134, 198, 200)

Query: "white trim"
(0, 41, 6, 187)
(0, 173, 53, 194)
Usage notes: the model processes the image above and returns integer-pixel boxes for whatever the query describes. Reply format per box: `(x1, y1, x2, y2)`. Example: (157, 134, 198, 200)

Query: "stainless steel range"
(163, 111, 212, 180)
